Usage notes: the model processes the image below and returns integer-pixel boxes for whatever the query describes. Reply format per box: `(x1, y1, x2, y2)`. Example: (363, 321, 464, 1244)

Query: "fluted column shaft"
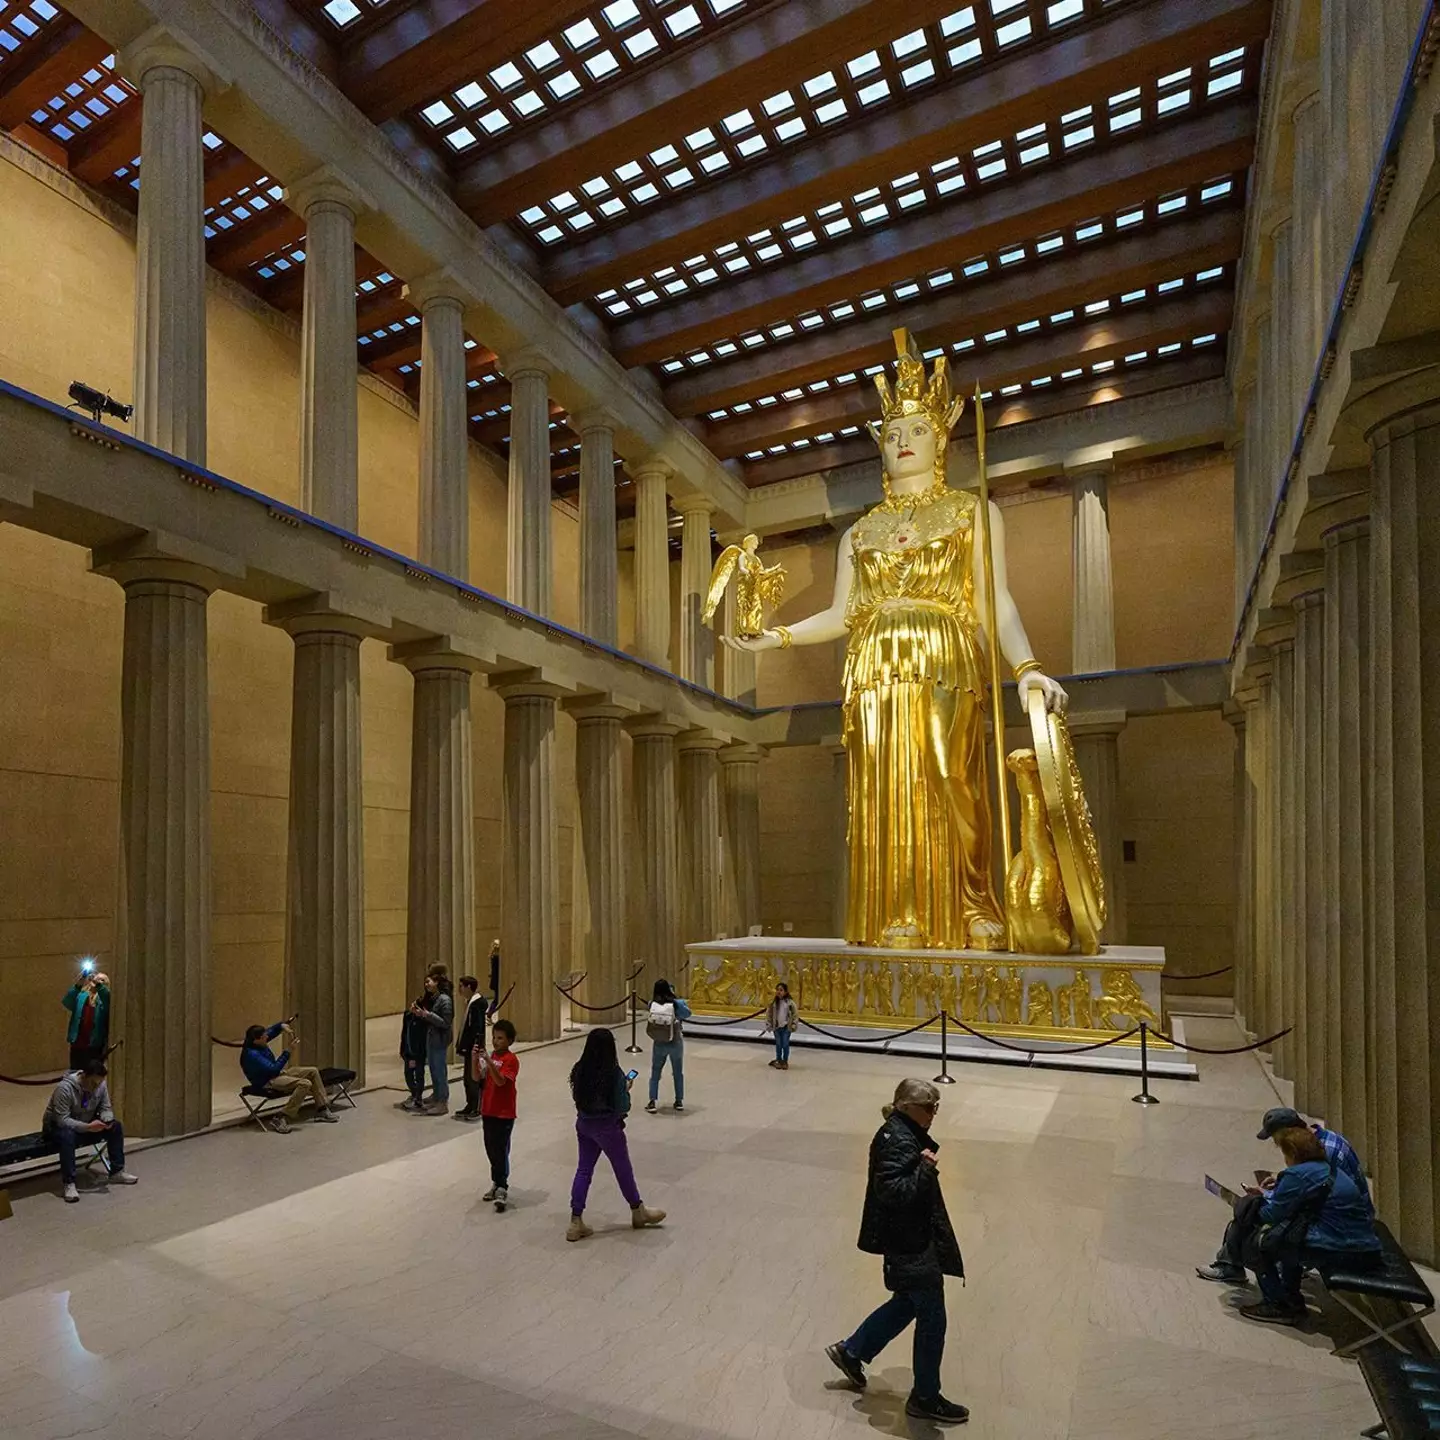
(719, 744, 762, 937)
(1270, 635, 1297, 1078)
(1226, 706, 1250, 1027)
(129, 53, 209, 463)
(573, 707, 627, 1021)
(1247, 672, 1274, 1037)
(111, 569, 213, 1135)
(1368, 401, 1440, 1262)
(678, 502, 716, 686)
(1293, 587, 1327, 1114)
(1269, 223, 1295, 480)
(1324, 515, 1371, 1152)
(403, 665, 476, 1001)
(577, 413, 618, 646)
(282, 626, 365, 1078)
(633, 463, 672, 667)
(297, 189, 360, 530)
(830, 743, 849, 938)
(501, 686, 558, 1040)
(678, 734, 723, 955)
(1252, 310, 1275, 527)
(630, 722, 681, 977)
(415, 289, 468, 578)
(1291, 92, 1326, 414)
(505, 362, 552, 615)
(1070, 466, 1116, 674)
(1070, 713, 1127, 945)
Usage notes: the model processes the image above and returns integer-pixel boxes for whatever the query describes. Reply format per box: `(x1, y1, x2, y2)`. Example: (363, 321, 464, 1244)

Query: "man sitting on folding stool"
(240, 1021, 340, 1133)
(42, 1060, 138, 1203)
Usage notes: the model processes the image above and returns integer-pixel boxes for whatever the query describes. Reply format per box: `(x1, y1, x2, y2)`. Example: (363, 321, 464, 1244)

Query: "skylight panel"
(489, 61, 523, 89)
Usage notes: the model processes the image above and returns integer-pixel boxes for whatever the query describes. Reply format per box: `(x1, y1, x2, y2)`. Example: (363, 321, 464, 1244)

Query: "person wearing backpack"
(645, 978, 691, 1113)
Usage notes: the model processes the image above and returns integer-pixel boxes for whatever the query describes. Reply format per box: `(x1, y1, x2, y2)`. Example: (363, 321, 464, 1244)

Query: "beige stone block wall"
(0, 147, 598, 1072)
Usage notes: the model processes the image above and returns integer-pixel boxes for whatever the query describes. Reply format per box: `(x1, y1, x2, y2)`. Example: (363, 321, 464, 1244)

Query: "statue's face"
(881, 410, 939, 484)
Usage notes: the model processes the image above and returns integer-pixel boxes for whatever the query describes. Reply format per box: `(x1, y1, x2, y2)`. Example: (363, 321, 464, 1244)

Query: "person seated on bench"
(42, 1060, 137, 1204)
(1198, 1106, 1372, 1284)
(240, 1021, 340, 1133)
(1236, 1123, 1381, 1326)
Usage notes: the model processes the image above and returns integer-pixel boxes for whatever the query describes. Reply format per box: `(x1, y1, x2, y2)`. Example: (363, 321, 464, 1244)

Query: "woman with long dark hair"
(645, 977, 691, 1112)
(566, 1027, 666, 1242)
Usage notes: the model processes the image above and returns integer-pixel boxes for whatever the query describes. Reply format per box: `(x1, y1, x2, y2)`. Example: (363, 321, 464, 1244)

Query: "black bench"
(0, 1129, 112, 1175)
(240, 1067, 358, 1131)
(1323, 1221, 1436, 1358)
(1357, 1348, 1440, 1439)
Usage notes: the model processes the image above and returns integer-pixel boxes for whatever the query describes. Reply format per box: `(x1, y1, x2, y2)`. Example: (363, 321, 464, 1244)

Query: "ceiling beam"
(705, 291, 1233, 456)
(207, 206, 306, 275)
(0, 18, 112, 130)
(611, 103, 1255, 366)
(471, 400, 568, 446)
(341, 0, 595, 124)
(544, 0, 1270, 304)
(202, 147, 267, 208)
(67, 99, 142, 183)
(663, 205, 1244, 415)
(455, 0, 976, 223)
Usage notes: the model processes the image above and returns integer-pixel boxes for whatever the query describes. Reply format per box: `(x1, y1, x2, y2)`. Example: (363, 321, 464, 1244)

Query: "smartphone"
(626, 1069, 639, 1081)
(1204, 1175, 1244, 1206)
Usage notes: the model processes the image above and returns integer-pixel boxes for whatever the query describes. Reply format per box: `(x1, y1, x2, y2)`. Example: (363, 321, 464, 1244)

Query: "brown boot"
(631, 1204, 666, 1229)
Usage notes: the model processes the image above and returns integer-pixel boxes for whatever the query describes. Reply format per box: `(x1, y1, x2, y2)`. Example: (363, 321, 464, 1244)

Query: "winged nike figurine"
(701, 533, 787, 639)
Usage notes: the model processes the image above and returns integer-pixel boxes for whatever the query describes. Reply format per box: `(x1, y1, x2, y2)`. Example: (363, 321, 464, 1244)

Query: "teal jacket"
(62, 983, 109, 1047)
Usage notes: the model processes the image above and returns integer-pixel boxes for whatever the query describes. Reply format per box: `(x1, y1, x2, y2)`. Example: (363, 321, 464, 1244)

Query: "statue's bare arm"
(721, 524, 856, 653)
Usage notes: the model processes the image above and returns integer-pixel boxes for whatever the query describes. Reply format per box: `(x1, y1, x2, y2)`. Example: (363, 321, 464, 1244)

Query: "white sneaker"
(62, 1181, 79, 1204)
(111, 1171, 139, 1185)
(481, 1186, 498, 1202)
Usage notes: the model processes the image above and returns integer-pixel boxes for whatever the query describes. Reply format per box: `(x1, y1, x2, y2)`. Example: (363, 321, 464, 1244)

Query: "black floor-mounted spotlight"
(68, 380, 133, 428)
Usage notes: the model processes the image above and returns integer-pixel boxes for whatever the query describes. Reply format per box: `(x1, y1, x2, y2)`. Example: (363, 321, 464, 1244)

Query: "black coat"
(857, 1111, 964, 1290)
(457, 993, 488, 1055)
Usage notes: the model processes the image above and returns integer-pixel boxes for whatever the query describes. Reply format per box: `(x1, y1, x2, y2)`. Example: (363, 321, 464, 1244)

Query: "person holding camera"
(42, 1060, 137, 1204)
(62, 965, 110, 1070)
(240, 1019, 340, 1133)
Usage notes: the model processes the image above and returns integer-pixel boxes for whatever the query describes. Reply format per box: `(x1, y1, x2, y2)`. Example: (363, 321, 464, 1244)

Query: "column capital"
(675, 493, 716, 519)
(119, 26, 228, 94)
(497, 346, 553, 381)
(284, 165, 374, 219)
(565, 700, 634, 723)
(718, 742, 765, 766)
(263, 591, 391, 639)
(632, 457, 675, 488)
(1272, 549, 1325, 607)
(1342, 343, 1440, 446)
(389, 634, 496, 675)
(1067, 708, 1127, 738)
(1222, 698, 1245, 730)
(90, 532, 242, 592)
(1064, 459, 1114, 484)
(403, 268, 473, 312)
(1322, 512, 1370, 549)
(489, 667, 567, 701)
(677, 728, 726, 755)
(1253, 606, 1297, 649)
(572, 406, 619, 436)
(626, 714, 684, 740)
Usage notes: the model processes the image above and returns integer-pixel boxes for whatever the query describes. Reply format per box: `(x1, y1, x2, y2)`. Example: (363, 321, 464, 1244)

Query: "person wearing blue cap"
(1196, 1107, 1372, 1286)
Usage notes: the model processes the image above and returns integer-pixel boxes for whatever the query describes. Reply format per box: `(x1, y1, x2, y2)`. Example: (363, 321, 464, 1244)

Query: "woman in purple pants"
(566, 1027, 667, 1242)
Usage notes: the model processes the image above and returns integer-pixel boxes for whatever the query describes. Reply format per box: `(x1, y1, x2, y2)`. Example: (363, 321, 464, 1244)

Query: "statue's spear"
(973, 382, 1012, 951)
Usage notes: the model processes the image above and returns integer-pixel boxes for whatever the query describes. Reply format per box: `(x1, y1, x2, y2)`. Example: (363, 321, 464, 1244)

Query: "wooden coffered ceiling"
(0, 0, 1271, 517)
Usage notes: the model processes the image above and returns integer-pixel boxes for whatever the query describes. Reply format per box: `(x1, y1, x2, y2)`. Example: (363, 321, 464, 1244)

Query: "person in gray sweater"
(41, 1061, 138, 1204)
(409, 967, 454, 1115)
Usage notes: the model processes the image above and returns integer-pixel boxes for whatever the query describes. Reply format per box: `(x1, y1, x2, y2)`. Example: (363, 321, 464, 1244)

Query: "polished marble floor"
(1, 1015, 1434, 1440)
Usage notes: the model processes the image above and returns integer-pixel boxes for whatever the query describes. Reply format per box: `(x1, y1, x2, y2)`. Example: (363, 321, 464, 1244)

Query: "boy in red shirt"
(478, 1018, 520, 1212)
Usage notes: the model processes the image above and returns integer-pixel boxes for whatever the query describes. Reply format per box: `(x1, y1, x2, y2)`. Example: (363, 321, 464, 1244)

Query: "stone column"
(721, 576, 758, 705)
(719, 743, 763, 937)
(1270, 221, 1295, 478)
(408, 272, 469, 579)
(830, 743, 850, 938)
(633, 461, 672, 667)
(1242, 666, 1274, 1036)
(1070, 464, 1117, 674)
(1266, 623, 1297, 1079)
(393, 642, 486, 1003)
(95, 553, 215, 1136)
(123, 36, 217, 463)
(678, 499, 716, 687)
(499, 681, 560, 1040)
(289, 169, 369, 531)
(266, 604, 369, 1079)
(571, 702, 628, 1022)
(1226, 702, 1250, 1028)
(1069, 712, 1127, 945)
(1367, 398, 1440, 1260)
(503, 353, 552, 615)
(1252, 307, 1275, 540)
(629, 719, 681, 978)
(1292, 581, 1327, 1115)
(1291, 90, 1325, 411)
(677, 732, 723, 958)
(575, 410, 619, 647)
(1323, 511, 1371, 1153)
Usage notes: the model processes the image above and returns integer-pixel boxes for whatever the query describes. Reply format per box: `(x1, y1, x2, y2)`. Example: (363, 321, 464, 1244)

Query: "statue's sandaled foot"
(968, 916, 1007, 950)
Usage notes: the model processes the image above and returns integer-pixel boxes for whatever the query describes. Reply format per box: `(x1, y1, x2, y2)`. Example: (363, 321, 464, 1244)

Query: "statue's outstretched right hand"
(721, 630, 783, 653)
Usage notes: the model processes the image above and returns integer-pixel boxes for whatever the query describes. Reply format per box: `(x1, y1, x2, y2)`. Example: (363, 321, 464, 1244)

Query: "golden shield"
(1025, 687, 1108, 955)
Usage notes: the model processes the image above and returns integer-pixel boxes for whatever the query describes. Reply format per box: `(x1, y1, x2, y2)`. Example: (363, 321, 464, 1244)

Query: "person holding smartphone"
(478, 1019, 520, 1211)
(62, 965, 110, 1070)
(41, 1060, 137, 1204)
(565, 1027, 665, 1242)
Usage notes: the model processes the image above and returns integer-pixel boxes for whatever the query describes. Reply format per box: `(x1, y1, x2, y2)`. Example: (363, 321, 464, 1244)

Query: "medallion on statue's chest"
(853, 489, 975, 556)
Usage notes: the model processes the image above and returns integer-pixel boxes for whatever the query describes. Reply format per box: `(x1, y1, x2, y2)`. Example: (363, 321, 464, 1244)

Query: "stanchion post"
(933, 1011, 956, 1085)
(625, 988, 643, 1054)
(1131, 1020, 1158, 1105)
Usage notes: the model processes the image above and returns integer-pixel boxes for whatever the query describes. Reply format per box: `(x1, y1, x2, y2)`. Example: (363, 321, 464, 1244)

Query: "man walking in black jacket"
(454, 976, 487, 1120)
(825, 1077, 969, 1425)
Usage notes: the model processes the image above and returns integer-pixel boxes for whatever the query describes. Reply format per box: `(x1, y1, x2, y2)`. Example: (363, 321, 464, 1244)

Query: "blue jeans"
(52, 1122, 125, 1183)
(843, 1284, 947, 1400)
(774, 1028, 791, 1062)
(427, 1039, 449, 1104)
(649, 1040, 684, 1104)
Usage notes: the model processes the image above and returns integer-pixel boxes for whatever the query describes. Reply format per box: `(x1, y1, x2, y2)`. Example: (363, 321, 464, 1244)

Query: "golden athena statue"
(726, 331, 1067, 949)
(703, 533, 788, 639)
